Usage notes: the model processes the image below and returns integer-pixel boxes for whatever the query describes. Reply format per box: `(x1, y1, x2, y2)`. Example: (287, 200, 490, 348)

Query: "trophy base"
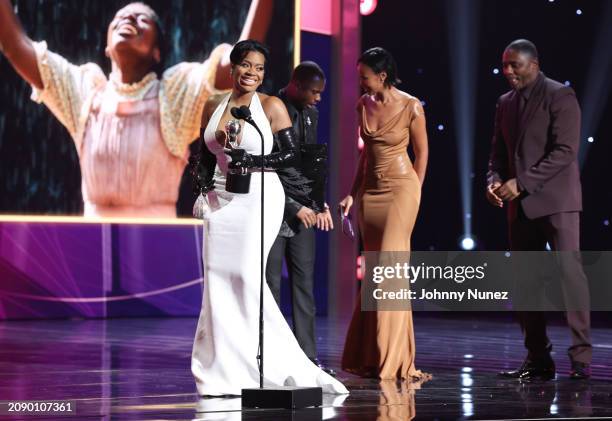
(226, 172, 251, 194)
(241, 386, 322, 409)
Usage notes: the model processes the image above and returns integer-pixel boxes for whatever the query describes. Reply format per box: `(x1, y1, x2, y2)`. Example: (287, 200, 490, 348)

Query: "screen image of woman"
(0, 0, 291, 218)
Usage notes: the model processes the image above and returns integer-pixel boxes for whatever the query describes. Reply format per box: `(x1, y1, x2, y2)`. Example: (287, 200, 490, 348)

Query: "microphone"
(230, 104, 262, 143)
(230, 105, 253, 122)
(228, 104, 264, 163)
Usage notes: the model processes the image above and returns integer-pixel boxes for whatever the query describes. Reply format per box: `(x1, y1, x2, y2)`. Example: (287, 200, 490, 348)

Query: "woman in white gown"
(191, 40, 348, 396)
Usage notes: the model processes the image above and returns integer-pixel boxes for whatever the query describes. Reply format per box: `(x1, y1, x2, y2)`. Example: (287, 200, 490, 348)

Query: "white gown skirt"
(191, 171, 348, 396)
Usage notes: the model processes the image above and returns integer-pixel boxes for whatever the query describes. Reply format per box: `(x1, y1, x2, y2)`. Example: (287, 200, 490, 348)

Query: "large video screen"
(0, 0, 294, 219)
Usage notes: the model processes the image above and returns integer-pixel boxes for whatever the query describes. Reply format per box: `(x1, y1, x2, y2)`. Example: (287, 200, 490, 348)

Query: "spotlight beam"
(446, 0, 481, 238)
(579, 1, 612, 167)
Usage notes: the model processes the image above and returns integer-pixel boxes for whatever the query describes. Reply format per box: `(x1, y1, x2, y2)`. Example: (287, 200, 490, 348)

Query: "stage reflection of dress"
(191, 93, 348, 396)
(342, 96, 426, 380)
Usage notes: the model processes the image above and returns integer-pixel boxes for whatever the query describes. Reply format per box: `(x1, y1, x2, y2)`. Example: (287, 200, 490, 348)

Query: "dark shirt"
(514, 72, 543, 190)
(275, 89, 321, 237)
(517, 72, 542, 120)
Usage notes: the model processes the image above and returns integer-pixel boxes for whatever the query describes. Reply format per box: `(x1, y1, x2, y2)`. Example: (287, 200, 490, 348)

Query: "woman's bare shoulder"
(260, 93, 286, 114)
(395, 90, 420, 105)
(356, 94, 369, 111)
(396, 90, 424, 117)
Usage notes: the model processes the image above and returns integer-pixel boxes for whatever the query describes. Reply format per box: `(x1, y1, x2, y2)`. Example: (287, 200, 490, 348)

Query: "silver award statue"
(225, 119, 241, 149)
(224, 119, 251, 193)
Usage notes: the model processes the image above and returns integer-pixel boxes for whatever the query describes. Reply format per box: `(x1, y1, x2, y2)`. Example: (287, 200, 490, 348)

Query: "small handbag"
(192, 193, 209, 219)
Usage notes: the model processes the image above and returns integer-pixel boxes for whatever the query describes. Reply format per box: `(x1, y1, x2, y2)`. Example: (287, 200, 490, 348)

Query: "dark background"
(361, 0, 611, 252)
(0, 0, 293, 216)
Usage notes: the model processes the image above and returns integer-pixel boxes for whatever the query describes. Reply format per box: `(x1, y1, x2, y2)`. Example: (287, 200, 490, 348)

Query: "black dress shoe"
(518, 360, 556, 381)
(569, 361, 591, 380)
(310, 358, 337, 377)
(499, 358, 555, 381)
(499, 360, 528, 378)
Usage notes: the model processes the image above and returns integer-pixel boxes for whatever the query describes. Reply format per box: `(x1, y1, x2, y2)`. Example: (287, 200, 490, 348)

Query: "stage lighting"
(420, 100, 427, 107)
(446, 0, 478, 257)
(358, 127, 364, 150)
(564, 80, 571, 86)
(576, 9, 583, 15)
(460, 236, 475, 250)
(462, 401, 474, 417)
(359, 0, 377, 16)
(604, 220, 610, 226)
(493, 68, 499, 74)
(578, 1, 612, 167)
(437, 124, 445, 131)
(587, 136, 594, 143)
(356, 255, 364, 280)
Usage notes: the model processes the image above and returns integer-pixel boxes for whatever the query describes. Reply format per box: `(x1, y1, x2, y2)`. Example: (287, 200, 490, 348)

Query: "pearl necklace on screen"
(109, 72, 158, 101)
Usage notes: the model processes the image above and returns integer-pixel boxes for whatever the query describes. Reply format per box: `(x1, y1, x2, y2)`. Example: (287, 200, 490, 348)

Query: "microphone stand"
(231, 106, 266, 389)
(232, 105, 322, 410)
(245, 114, 266, 390)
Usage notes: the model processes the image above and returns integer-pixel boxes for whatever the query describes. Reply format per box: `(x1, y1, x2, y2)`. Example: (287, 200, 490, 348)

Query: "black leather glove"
(226, 148, 255, 170)
(226, 127, 300, 170)
(189, 128, 217, 194)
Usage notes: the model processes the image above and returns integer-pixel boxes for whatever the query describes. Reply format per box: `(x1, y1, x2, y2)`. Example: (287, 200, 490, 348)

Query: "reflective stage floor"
(1, 315, 611, 420)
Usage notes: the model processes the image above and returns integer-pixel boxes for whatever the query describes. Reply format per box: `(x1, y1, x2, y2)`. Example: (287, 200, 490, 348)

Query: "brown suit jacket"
(487, 72, 582, 220)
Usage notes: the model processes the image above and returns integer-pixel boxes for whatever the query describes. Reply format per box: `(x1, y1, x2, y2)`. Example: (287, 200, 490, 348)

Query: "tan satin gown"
(342, 96, 425, 380)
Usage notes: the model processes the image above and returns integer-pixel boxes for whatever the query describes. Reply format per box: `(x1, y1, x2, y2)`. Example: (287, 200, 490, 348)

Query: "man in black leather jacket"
(265, 61, 335, 374)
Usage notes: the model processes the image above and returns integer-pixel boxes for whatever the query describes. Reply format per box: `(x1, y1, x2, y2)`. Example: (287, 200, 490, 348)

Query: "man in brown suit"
(486, 39, 591, 380)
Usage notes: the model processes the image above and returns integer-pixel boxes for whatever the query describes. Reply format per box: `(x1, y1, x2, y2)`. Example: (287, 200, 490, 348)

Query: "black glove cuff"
(190, 129, 217, 194)
(276, 127, 299, 150)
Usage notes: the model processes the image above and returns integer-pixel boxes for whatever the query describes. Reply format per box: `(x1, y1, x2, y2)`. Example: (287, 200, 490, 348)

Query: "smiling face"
(231, 50, 266, 93)
(106, 3, 160, 68)
(502, 48, 539, 90)
(358, 63, 386, 95)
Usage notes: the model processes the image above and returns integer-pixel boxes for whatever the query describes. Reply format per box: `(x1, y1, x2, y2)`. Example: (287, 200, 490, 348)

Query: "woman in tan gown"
(339, 47, 429, 380)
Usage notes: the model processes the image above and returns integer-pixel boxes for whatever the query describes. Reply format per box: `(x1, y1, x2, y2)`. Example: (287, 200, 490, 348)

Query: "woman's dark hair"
(358, 47, 401, 87)
(229, 39, 271, 66)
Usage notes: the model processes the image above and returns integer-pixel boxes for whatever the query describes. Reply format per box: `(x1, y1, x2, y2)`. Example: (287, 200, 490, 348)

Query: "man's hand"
(495, 178, 520, 201)
(296, 206, 317, 229)
(316, 208, 334, 231)
(486, 181, 503, 208)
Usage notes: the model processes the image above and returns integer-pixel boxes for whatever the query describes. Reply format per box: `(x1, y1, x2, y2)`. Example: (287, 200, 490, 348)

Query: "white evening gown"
(191, 93, 348, 396)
